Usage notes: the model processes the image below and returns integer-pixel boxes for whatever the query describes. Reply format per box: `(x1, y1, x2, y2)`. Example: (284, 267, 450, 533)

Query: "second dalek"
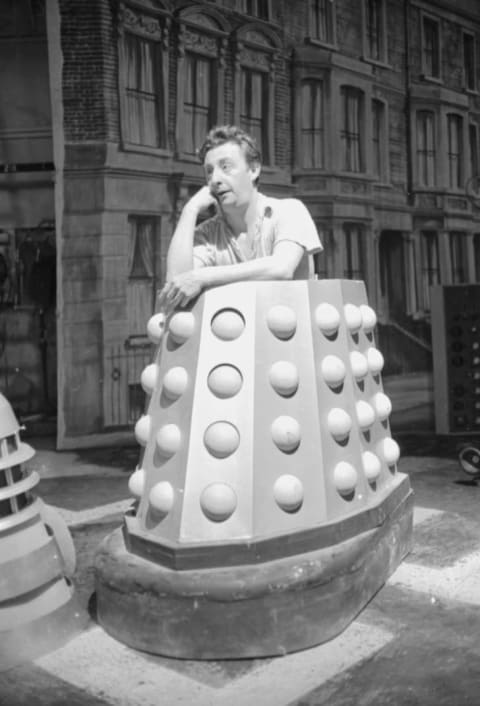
(0, 394, 83, 671)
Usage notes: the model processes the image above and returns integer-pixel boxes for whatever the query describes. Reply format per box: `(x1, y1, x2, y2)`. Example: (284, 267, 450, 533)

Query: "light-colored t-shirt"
(193, 194, 323, 279)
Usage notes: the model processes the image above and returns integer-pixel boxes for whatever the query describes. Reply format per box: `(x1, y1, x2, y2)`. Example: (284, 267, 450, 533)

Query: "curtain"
(129, 219, 154, 279)
(342, 89, 361, 172)
(448, 115, 462, 188)
(184, 54, 211, 155)
(241, 69, 263, 150)
(184, 54, 195, 154)
(195, 57, 211, 150)
(421, 232, 439, 310)
(344, 226, 364, 280)
(372, 100, 384, 177)
(125, 33, 158, 147)
(127, 219, 155, 337)
(301, 82, 323, 168)
(417, 112, 435, 186)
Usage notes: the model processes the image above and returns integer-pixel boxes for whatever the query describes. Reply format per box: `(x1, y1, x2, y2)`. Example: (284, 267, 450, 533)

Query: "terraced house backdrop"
(0, 0, 479, 447)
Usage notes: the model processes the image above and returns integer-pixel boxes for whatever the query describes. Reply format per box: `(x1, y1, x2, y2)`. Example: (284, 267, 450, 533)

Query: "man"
(160, 125, 322, 309)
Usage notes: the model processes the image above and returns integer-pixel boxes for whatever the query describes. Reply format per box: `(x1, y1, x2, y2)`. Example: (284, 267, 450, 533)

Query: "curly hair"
(197, 125, 262, 168)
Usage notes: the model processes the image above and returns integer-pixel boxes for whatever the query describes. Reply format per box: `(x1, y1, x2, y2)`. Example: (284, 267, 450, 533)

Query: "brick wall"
(59, 0, 118, 143)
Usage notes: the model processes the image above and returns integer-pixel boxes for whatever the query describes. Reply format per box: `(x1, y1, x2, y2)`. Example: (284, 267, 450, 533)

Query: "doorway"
(379, 230, 407, 322)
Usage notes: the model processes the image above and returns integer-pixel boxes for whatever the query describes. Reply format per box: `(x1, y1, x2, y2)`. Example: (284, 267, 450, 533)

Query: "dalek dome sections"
(128, 278, 402, 558)
(0, 393, 35, 470)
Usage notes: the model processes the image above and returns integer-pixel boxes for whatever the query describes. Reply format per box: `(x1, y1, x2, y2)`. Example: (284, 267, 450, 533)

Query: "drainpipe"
(404, 0, 414, 206)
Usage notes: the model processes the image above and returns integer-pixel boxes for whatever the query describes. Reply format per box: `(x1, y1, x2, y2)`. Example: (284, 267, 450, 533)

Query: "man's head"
(198, 125, 262, 210)
(198, 125, 262, 172)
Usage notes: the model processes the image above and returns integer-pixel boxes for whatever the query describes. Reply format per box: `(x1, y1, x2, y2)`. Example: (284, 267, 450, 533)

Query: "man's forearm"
(166, 207, 198, 279)
(197, 256, 295, 288)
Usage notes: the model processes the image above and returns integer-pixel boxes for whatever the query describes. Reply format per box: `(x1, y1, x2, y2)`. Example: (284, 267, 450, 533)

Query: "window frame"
(343, 223, 366, 281)
(447, 112, 464, 190)
(307, 0, 336, 47)
(421, 13, 441, 81)
(362, 0, 388, 65)
(415, 109, 436, 187)
(233, 25, 280, 168)
(313, 226, 334, 279)
(470, 122, 479, 180)
(371, 97, 388, 182)
(182, 51, 216, 158)
(340, 86, 365, 174)
(175, 8, 229, 161)
(239, 66, 269, 159)
(463, 30, 477, 93)
(449, 231, 467, 284)
(299, 79, 325, 170)
(420, 230, 440, 312)
(126, 214, 160, 339)
(117, 1, 170, 154)
(474, 233, 480, 282)
(242, 0, 271, 20)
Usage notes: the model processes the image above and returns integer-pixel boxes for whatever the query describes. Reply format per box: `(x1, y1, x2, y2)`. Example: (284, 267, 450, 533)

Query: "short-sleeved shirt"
(193, 193, 323, 279)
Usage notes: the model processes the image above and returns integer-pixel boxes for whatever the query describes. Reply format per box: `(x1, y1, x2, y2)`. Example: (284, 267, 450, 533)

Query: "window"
(118, 3, 168, 150)
(0, 0, 45, 37)
(314, 227, 334, 279)
(372, 99, 387, 180)
(447, 114, 463, 189)
(464, 32, 476, 92)
(244, 0, 270, 19)
(183, 53, 214, 156)
(123, 33, 162, 147)
(474, 234, 480, 281)
(343, 224, 366, 280)
(340, 87, 364, 173)
(300, 81, 324, 168)
(450, 232, 467, 284)
(309, 0, 335, 44)
(422, 15, 440, 79)
(365, 0, 385, 62)
(233, 26, 279, 167)
(416, 111, 436, 186)
(420, 231, 440, 311)
(240, 68, 268, 161)
(175, 9, 228, 158)
(127, 216, 157, 338)
(470, 123, 479, 178)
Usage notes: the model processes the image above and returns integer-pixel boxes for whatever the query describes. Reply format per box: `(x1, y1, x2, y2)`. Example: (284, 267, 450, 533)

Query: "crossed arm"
(158, 188, 304, 310)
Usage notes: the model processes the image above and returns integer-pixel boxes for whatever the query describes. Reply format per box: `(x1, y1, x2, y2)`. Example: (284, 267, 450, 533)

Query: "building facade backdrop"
(0, 0, 479, 447)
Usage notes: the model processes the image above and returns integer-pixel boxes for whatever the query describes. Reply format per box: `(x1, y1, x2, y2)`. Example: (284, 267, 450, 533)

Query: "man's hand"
(158, 269, 205, 310)
(185, 185, 217, 214)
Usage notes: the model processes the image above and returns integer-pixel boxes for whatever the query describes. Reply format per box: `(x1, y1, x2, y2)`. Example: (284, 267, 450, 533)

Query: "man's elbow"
(269, 259, 297, 281)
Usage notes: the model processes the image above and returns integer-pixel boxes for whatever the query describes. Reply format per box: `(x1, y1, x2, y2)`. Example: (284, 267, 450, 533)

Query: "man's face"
(203, 142, 260, 209)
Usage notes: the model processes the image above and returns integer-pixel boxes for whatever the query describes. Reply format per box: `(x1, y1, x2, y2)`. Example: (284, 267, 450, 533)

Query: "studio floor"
(3, 373, 480, 706)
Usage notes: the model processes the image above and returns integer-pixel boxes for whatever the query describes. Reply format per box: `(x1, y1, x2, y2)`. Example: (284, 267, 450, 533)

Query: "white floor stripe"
(52, 500, 132, 527)
(412, 505, 443, 526)
(389, 549, 480, 605)
(35, 622, 393, 706)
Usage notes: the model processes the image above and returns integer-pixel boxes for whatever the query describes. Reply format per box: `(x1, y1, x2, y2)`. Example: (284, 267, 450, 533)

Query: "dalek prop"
(95, 279, 413, 659)
(0, 394, 83, 671)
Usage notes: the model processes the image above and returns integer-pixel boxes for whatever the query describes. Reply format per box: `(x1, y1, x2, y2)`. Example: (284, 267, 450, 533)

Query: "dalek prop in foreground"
(95, 279, 413, 659)
(0, 394, 83, 671)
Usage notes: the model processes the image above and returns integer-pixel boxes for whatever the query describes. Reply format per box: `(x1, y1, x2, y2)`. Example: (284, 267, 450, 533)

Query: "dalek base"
(95, 482, 413, 660)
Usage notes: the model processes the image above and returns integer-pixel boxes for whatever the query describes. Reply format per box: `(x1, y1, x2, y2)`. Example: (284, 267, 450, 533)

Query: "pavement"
(4, 372, 480, 705)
